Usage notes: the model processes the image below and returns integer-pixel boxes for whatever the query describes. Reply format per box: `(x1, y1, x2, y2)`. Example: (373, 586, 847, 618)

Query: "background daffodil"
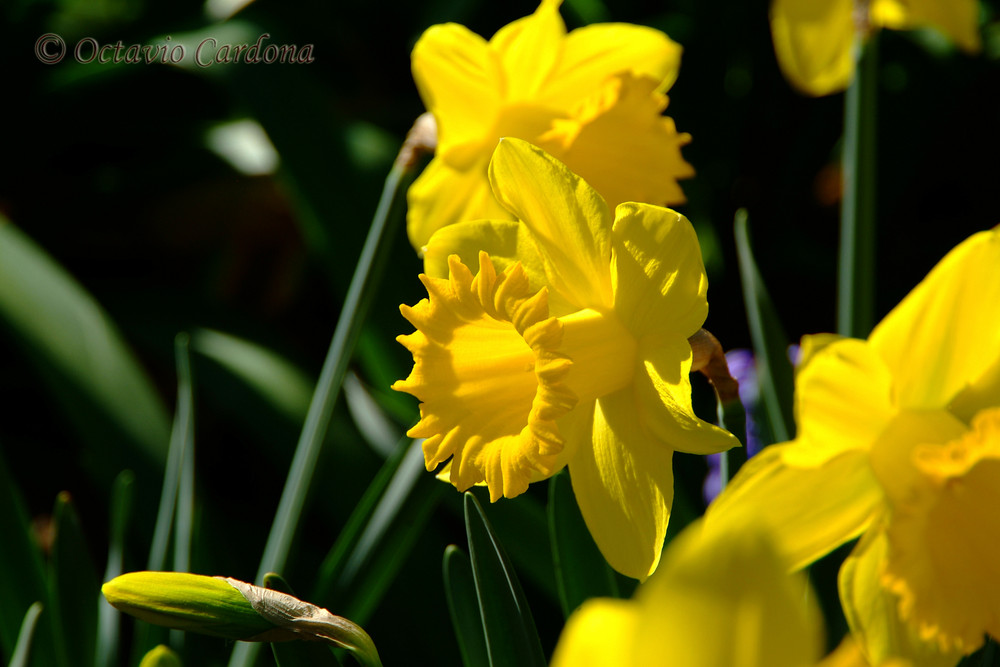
(394, 138, 738, 580)
(549, 519, 827, 667)
(706, 228, 1000, 664)
(771, 0, 981, 95)
(407, 0, 693, 252)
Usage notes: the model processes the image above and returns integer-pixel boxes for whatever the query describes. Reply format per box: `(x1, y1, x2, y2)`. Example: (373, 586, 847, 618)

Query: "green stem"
(228, 160, 412, 667)
(837, 33, 878, 338)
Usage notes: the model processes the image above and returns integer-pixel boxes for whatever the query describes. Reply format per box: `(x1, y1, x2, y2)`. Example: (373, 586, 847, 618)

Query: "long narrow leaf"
(464, 493, 546, 667)
(547, 472, 618, 618)
(838, 35, 879, 339)
(0, 450, 50, 663)
(229, 159, 413, 667)
(97, 471, 135, 667)
(49, 492, 100, 667)
(734, 210, 795, 444)
(0, 218, 170, 465)
(191, 328, 312, 424)
(172, 334, 196, 575)
(443, 546, 489, 667)
(8, 602, 43, 667)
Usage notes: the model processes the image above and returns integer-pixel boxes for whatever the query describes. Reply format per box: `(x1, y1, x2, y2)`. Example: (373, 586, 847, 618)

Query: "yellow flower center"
(393, 252, 575, 501)
(879, 407, 1000, 653)
(558, 308, 637, 404)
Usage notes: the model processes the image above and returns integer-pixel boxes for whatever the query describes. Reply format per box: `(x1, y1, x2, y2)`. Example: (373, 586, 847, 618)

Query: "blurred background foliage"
(2, 0, 999, 664)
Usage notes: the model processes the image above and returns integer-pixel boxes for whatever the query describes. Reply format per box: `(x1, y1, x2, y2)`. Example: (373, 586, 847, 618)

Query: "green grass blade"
(470, 490, 557, 603)
(49, 492, 100, 667)
(0, 450, 50, 663)
(8, 602, 43, 667)
(838, 35, 879, 339)
(315, 440, 445, 626)
(172, 334, 196, 576)
(0, 218, 170, 465)
(312, 438, 412, 602)
(191, 329, 313, 424)
(547, 472, 618, 618)
(96, 470, 135, 667)
(229, 161, 412, 667)
(443, 546, 489, 667)
(464, 493, 546, 667)
(718, 397, 748, 488)
(734, 210, 795, 444)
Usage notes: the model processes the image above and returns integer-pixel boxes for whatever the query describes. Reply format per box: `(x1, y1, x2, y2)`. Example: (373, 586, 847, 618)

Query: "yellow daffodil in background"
(706, 228, 1000, 664)
(772, 0, 981, 95)
(550, 519, 828, 667)
(393, 138, 738, 580)
(407, 0, 693, 252)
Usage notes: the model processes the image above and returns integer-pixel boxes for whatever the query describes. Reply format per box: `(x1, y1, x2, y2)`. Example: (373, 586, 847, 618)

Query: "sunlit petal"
(407, 156, 512, 253)
(632, 520, 824, 666)
(549, 599, 638, 667)
(566, 391, 673, 580)
(490, 0, 565, 102)
(634, 337, 739, 455)
(784, 337, 896, 467)
(411, 23, 502, 154)
(869, 228, 1000, 412)
(540, 23, 682, 105)
(488, 138, 613, 309)
(706, 445, 881, 570)
(542, 75, 693, 208)
(611, 203, 707, 339)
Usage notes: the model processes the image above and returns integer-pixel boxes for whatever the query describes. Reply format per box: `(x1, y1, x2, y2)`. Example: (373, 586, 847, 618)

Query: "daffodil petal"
(611, 203, 707, 339)
(490, 0, 564, 102)
(565, 391, 673, 580)
(869, 228, 1000, 411)
(770, 0, 855, 96)
(541, 75, 693, 209)
(871, 0, 981, 52)
(423, 219, 541, 282)
(540, 23, 682, 106)
(406, 155, 513, 253)
(632, 520, 824, 667)
(706, 445, 881, 570)
(785, 337, 896, 467)
(488, 138, 614, 310)
(634, 336, 739, 455)
(411, 23, 503, 154)
(839, 527, 963, 667)
(549, 599, 638, 667)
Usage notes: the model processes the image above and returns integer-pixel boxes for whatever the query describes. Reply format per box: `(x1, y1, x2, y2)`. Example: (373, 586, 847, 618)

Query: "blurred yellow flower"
(394, 139, 737, 580)
(407, 0, 693, 252)
(549, 519, 827, 667)
(772, 0, 981, 95)
(707, 228, 1000, 664)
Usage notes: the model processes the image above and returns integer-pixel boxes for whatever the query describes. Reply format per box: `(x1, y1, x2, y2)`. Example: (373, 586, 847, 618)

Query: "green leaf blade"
(464, 493, 546, 667)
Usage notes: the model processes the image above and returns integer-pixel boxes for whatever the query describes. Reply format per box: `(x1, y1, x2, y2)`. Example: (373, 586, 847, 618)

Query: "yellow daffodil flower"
(549, 519, 828, 667)
(407, 0, 693, 252)
(393, 138, 738, 580)
(772, 0, 981, 95)
(706, 228, 1000, 664)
